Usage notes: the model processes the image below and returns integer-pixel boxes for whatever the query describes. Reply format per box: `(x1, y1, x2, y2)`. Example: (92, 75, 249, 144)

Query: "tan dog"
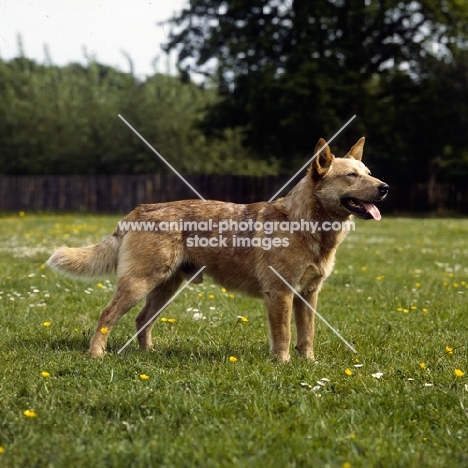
(47, 138, 388, 361)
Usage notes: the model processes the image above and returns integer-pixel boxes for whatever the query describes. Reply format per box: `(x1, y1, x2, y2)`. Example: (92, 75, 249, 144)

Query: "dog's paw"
(273, 352, 291, 363)
(89, 346, 106, 358)
(137, 339, 154, 352)
(300, 352, 316, 361)
(295, 346, 315, 361)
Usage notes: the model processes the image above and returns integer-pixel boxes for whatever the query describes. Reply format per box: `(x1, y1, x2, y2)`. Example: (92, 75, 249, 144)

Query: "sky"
(0, 0, 188, 78)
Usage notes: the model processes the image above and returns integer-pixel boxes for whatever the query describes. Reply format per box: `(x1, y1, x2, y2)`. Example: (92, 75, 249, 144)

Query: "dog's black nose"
(378, 183, 389, 197)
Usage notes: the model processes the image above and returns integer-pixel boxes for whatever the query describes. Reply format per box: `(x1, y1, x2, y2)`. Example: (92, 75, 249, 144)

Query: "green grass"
(1, 213, 467, 467)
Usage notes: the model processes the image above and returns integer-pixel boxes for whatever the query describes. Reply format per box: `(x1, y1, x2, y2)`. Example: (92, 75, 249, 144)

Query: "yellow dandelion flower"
(167, 318, 176, 323)
(97, 283, 103, 288)
(238, 316, 248, 322)
(228, 294, 235, 299)
(139, 374, 150, 380)
(403, 309, 409, 314)
(410, 305, 417, 310)
(100, 327, 108, 335)
(209, 294, 215, 299)
(415, 282, 421, 287)
(19, 211, 25, 217)
(43, 321, 51, 327)
(342, 463, 351, 468)
(422, 308, 428, 313)
(349, 433, 356, 439)
(221, 288, 227, 293)
(446, 346, 454, 355)
(420, 362, 426, 369)
(40, 264, 46, 270)
(397, 307, 403, 312)
(0, 446, 4, 454)
(455, 369, 465, 377)
(229, 356, 238, 363)
(361, 266, 367, 271)
(23, 409, 37, 418)
(345, 368, 353, 376)
(376, 275, 384, 281)
(453, 283, 459, 288)
(198, 292, 204, 297)
(41, 371, 50, 378)
(161, 317, 168, 322)
(461, 281, 466, 285)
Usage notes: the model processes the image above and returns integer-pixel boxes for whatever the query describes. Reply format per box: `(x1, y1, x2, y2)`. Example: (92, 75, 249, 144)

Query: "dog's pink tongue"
(362, 203, 381, 221)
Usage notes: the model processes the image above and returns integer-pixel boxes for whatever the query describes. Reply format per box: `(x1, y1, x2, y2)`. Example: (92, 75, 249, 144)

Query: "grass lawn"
(0, 212, 467, 467)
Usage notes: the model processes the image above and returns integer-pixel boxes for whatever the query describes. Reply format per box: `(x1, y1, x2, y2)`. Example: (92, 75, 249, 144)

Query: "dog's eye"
(347, 172, 358, 177)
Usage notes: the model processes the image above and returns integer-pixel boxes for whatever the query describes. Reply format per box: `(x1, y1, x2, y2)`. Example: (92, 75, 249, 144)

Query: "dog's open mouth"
(341, 198, 381, 220)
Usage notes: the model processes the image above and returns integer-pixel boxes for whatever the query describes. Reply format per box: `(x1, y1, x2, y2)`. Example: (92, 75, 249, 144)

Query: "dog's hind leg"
(88, 231, 184, 357)
(293, 289, 318, 360)
(135, 273, 184, 352)
(89, 276, 159, 357)
(263, 290, 294, 362)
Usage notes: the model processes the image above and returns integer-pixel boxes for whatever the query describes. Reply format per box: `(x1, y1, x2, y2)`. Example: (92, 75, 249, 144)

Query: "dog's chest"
(296, 261, 331, 293)
(296, 243, 339, 293)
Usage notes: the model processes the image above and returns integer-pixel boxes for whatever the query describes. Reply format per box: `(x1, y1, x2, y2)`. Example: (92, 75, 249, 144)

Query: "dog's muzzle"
(341, 183, 389, 221)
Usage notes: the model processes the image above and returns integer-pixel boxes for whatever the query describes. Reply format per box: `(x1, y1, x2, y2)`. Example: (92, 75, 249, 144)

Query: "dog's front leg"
(293, 288, 319, 360)
(263, 290, 294, 362)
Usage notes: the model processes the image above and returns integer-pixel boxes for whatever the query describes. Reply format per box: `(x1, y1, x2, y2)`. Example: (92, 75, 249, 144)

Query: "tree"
(165, 0, 468, 173)
(0, 55, 275, 175)
(367, 48, 468, 182)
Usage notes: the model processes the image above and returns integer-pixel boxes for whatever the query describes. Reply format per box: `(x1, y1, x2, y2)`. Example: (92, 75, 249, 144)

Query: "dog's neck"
(276, 177, 351, 224)
(274, 177, 351, 260)
(275, 178, 313, 221)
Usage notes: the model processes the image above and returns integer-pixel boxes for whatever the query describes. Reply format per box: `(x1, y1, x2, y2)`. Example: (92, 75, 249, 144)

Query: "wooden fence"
(1, 175, 468, 214)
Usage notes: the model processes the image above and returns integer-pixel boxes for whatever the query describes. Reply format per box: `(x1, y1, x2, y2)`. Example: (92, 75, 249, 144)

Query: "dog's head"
(310, 137, 389, 220)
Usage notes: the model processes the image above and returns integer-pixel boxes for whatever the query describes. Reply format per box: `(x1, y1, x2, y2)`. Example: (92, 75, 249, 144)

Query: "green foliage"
(0, 57, 276, 176)
(0, 214, 468, 466)
(363, 48, 468, 180)
(2, 1, 468, 181)
(166, 0, 468, 179)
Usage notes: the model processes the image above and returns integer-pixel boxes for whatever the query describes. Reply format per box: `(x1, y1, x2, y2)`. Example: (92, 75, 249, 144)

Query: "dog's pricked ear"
(345, 137, 365, 161)
(311, 138, 334, 180)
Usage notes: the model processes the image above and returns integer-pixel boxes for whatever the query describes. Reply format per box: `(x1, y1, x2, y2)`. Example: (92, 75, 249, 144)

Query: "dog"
(47, 138, 388, 361)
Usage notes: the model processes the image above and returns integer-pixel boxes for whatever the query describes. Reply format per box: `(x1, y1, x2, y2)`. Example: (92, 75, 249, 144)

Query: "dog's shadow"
(7, 333, 91, 355)
(115, 342, 266, 363)
(8, 334, 264, 363)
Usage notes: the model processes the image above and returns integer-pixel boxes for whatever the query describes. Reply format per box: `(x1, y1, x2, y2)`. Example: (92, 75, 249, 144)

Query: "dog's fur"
(47, 138, 388, 361)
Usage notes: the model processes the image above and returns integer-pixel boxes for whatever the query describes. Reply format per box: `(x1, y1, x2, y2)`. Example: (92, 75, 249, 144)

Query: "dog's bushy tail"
(46, 235, 120, 278)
